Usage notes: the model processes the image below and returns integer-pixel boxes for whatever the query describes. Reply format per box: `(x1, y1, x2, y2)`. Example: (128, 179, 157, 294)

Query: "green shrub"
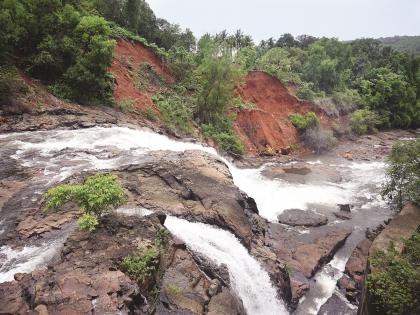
(381, 138, 420, 209)
(142, 105, 157, 121)
(350, 109, 383, 135)
(44, 173, 127, 232)
(108, 22, 168, 59)
(367, 233, 420, 315)
(202, 122, 244, 155)
(156, 228, 170, 247)
(138, 62, 164, 88)
(152, 91, 193, 135)
(297, 82, 316, 101)
(121, 248, 160, 282)
(165, 284, 183, 296)
(117, 98, 135, 113)
(289, 112, 320, 130)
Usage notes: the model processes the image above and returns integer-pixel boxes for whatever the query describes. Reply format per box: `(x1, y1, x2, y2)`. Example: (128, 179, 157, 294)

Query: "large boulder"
(277, 209, 328, 227)
(267, 223, 351, 278)
(115, 150, 253, 247)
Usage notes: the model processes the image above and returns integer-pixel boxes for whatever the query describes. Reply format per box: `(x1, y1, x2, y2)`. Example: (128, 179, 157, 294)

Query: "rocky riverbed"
(0, 123, 417, 315)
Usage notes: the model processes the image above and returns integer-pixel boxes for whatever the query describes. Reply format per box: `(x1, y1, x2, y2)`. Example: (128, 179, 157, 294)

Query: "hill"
(378, 35, 420, 55)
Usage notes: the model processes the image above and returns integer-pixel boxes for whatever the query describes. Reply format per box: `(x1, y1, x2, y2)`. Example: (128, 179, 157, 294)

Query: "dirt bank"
(234, 71, 332, 155)
(111, 39, 175, 111)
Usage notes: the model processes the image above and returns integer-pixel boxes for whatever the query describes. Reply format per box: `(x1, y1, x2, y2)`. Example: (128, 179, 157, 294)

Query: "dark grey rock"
(277, 209, 328, 227)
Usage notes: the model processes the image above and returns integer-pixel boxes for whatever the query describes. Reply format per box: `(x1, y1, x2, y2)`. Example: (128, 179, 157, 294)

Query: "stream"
(0, 126, 393, 314)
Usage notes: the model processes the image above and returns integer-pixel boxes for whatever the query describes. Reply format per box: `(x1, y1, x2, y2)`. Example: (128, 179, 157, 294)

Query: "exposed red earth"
(234, 71, 332, 154)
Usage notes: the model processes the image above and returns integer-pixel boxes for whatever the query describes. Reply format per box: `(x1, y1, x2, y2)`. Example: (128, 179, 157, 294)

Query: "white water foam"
(0, 237, 66, 283)
(6, 126, 387, 221)
(164, 215, 287, 315)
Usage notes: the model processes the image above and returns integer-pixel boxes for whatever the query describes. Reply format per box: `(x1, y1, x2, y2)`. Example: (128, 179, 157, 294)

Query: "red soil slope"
(234, 71, 331, 154)
(110, 39, 174, 110)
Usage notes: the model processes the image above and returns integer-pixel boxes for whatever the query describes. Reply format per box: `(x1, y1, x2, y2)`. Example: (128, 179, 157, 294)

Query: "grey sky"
(147, 0, 420, 42)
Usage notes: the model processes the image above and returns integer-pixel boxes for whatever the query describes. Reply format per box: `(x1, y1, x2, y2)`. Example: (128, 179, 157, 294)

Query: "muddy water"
(0, 126, 395, 314)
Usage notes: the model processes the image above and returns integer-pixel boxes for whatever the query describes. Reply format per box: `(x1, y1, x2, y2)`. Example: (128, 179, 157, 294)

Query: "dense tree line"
(1, 0, 418, 150)
(252, 35, 420, 129)
(94, 0, 195, 51)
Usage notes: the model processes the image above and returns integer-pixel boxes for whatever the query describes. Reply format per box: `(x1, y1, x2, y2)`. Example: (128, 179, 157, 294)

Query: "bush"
(138, 62, 164, 87)
(302, 126, 338, 153)
(381, 139, 420, 209)
(121, 248, 160, 282)
(152, 91, 193, 135)
(289, 112, 320, 130)
(141, 105, 157, 121)
(296, 82, 316, 101)
(117, 98, 135, 113)
(202, 121, 245, 155)
(367, 233, 420, 315)
(350, 109, 383, 135)
(44, 173, 127, 232)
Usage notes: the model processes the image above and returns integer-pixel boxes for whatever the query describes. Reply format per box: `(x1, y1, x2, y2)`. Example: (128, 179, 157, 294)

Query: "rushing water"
(166, 215, 287, 314)
(0, 126, 391, 314)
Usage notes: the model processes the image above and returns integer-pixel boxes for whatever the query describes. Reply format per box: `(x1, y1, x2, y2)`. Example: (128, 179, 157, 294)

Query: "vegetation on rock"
(44, 173, 128, 232)
(367, 232, 420, 315)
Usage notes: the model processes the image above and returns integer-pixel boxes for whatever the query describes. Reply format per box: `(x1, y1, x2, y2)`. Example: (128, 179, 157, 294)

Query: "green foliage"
(165, 284, 183, 296)
(142, 105, 157, 121)
(44, 173, 128, 232)
(77, 212, 99, 232)
(297, 82, 316, 101)
(350, 109, 383, 135)
(117, 98, 135, 113)
(289, 112, 320, 130)
(202, 121, 244, 155)
(167, 46, 195, 81)
(379, 36, 420, 56)
(155, 228, 170, 247)
(358, 67, 418, 128)
(138, 62, 164, 88)
(381, 139, 420, 209)
(0, 1, 116, 104)
(193, 37, 245, 124)
(121, 248, 160, 282)
(367, 233, 420, 315)
(0, 64, 31, 111)
(152, 91, 193, 135)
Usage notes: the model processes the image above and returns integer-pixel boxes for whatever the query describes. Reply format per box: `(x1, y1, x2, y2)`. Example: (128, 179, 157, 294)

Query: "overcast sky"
(147, 0, 420, 42)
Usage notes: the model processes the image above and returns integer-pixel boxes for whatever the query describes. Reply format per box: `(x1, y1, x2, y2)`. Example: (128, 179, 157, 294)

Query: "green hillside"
(378, 36, 420, 55)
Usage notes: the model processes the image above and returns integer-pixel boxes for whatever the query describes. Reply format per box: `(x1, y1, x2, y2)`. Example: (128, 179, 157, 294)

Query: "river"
(0, 126, 394, 314)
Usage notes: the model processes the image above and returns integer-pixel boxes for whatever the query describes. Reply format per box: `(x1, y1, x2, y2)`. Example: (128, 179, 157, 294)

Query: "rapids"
(0, 126, 393, 314)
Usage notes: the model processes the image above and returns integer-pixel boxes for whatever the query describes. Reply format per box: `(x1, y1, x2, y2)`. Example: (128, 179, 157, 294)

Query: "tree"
(44, 173, 128, 232)
(276, 33, 298, 48)
(358, 67, 418, 128)
(63, 15, 116, 103)
(257, 47, 301, 83)
(194, 37, 244, 124)
(382, 139, 420, 209)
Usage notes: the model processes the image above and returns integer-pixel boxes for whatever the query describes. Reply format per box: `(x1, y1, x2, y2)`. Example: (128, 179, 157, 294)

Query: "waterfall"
(165, 215, 287, 315)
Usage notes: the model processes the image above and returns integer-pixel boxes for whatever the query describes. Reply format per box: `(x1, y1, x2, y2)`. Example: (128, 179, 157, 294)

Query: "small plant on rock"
(44, 173, 128, 232)
(121, 247, 160, 283)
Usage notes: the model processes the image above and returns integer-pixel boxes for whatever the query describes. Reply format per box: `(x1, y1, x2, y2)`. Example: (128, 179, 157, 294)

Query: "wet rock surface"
(262, 162, 342, 184)
(277, 209, 328, 227)
(114, 150, 253, 247)
(318, 293, 356, 315)
(267, 223, 351, 278)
